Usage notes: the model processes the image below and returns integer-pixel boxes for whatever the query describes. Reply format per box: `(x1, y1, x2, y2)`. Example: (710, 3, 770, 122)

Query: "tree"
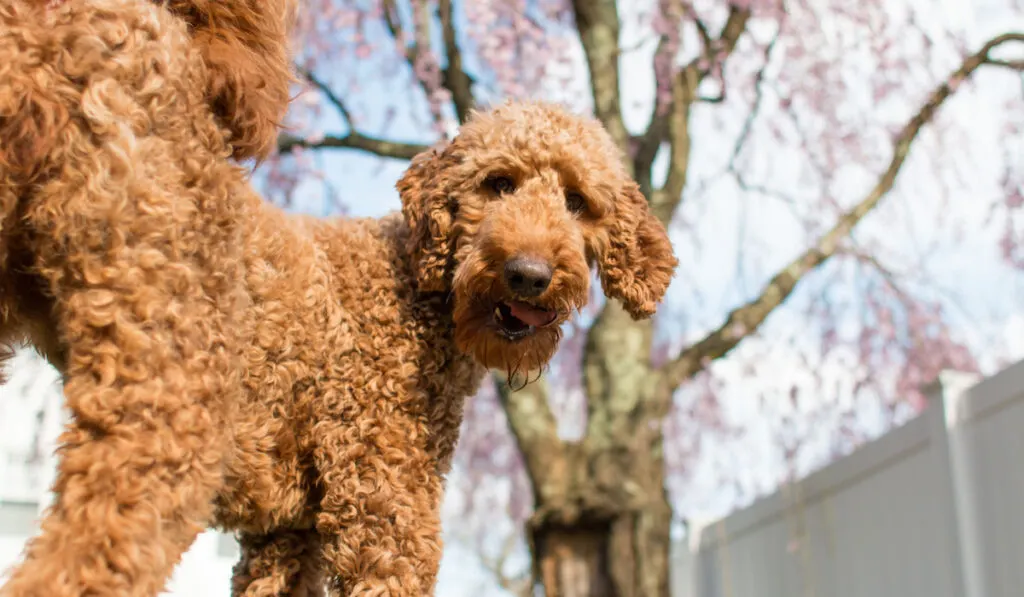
(271, 1, 1024, 595)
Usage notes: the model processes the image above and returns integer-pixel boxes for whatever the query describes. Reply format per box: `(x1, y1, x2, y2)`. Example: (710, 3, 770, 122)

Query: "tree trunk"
(530, 497, 673, 597)
(527, 431, 674, 597)
(536, 521, 616, 597)
(501, 302, 674, 597)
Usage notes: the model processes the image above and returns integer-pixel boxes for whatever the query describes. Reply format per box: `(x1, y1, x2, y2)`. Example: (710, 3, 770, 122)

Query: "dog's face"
(163, 0, 295, 161)
(397, 102, 678, 374)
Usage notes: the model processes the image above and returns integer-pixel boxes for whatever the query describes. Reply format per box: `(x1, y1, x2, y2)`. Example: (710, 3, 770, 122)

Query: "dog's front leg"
(310, 387, 443, 597)
(0, 129, 245, 596)
(0, 251, 239, 597)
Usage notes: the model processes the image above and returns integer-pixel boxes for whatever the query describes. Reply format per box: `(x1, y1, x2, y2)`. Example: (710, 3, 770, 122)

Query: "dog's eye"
(565, 191, 587, 214)
(487, 176, 516, 195)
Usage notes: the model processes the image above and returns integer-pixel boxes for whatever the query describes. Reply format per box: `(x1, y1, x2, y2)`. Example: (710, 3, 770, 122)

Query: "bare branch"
(495, 375, 568, 504)
(438, 0, 475, 123)
(651, 66, 697, 223)
(712, 5, 752, 72)
(284, 63, 428, 159)
(987, 58, 1024, 70)
(978, 32, 1024, 70)
(686, 5, 713, 54)
(380, 0, 404, 45)
(382, 0, 476, 126)
(632, 36, 672, 197)
(655, 31, 1024, 393)
(277, 132, 426, 159)
(685, 3, 755, 106)
(572, 0, 631, 157)
(634, 6, 752, 194)
(381, 0, 424, 70)
(408, 0, 451, 128)
(379, 0, 444, 129)
(726, 28, 781, 176)
(294, 64, 355, 128)
(841, 245, 909, 295)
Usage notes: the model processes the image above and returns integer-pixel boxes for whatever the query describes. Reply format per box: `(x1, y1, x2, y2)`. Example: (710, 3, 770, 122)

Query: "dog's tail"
(0, 4, 68, 183)
(0, 92, 67, 188)
(0, 1, 69, 264)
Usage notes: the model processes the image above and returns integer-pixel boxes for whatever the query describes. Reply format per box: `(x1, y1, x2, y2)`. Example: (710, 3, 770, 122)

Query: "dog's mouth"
(492, 300, 558, 341)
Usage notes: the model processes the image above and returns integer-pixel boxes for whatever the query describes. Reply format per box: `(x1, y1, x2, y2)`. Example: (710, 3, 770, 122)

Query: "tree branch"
(650, 65, 697, 223)
(712, 5, 753, 70)
(572, 0, 630, 157)
(987, 57, 1024, 70)
(841, 245, 909, 296)
(381, 0, 422, 78)
(277, 132, 426, 159)
(634, 6, 751, 195)
(294, 64, 355, 128)
(688, 5, 713, 55)
(382, 0, 476, 127)
(495, 375, 568, 504)
(632, 34, 673, 198)
(281, 64, 428, 159)
(378, 0, 445, 129)
(654, 30, 1024, 393)
(438, 0, 475, 123)
(726, 28, 781, 176)
(979, 31, 1024, 64)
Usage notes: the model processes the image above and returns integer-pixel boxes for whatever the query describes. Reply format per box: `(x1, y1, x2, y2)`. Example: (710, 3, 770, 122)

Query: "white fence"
(687, 360, 1024, 597)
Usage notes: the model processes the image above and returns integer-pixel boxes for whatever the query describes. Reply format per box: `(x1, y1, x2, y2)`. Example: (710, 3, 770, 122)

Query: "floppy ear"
(598, 183, 678, 319)
(396, 146, 457, 293)
(168, 0, 296, 161)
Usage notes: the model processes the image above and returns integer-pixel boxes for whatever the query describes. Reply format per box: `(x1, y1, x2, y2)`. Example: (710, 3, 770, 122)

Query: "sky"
(3, 0, 1024, 595)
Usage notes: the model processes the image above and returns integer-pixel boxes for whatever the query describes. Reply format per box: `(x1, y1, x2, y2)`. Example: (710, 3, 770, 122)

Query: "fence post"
(687, 520, 720, 597)
(927, 370, 985, 597)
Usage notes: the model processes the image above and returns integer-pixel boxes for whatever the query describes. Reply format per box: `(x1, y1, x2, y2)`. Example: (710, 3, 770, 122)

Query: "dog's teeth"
(494, 307, 503, 321)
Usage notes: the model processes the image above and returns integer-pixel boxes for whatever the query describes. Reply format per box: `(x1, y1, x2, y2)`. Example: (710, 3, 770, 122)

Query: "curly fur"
(400, 102, 678, 370)
(0, 1, 677, 593)
(163, 0, 295, 160)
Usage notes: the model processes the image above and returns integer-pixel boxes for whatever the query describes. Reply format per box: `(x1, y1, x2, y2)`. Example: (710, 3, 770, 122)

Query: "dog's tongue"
(508, 301, 558, 328)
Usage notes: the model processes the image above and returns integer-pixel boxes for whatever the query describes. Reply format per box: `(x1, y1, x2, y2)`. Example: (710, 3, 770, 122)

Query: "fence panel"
(689, 360, 1024, 597)
(691, 396, 967, 597)
(944, 362, 1024, 597)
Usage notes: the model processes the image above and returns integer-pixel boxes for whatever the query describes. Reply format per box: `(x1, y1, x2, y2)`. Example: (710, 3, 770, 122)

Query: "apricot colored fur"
(222, 100, 678, 595)
(0, 1, 677, 593)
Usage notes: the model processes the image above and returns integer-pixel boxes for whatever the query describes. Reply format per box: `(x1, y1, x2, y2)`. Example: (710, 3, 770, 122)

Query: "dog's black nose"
(504, 256, 552, 297)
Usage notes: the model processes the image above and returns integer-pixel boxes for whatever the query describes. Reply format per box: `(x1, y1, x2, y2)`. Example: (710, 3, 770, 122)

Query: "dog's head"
(163, 0, 296, 161)
(397, 101, 678, 374)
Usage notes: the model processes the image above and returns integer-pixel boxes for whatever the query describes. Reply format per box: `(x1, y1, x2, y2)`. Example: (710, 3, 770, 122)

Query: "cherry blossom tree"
(269, 0, 1024, 595)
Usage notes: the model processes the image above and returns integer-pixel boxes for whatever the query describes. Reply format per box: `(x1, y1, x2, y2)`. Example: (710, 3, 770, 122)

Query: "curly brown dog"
(214, 102, 677, 596)
(0, 2, 677, 596)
